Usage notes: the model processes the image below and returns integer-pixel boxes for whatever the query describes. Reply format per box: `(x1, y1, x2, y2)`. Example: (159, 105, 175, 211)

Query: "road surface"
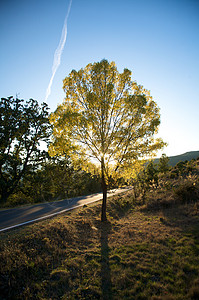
(0, 188, 130, 233)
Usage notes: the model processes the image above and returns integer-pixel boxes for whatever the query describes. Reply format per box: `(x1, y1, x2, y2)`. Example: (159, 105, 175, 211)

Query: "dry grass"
(0, 184, 199, 299)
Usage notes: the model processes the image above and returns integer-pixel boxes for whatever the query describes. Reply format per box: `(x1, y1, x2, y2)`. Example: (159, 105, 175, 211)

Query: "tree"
(49, 59, 165, 221)
(6, 155, 101, 206)
(145, 160, 158, 186)
(0, 96, 51, 202)
(37, 157, 101, 200)
(158, 153, 170, 173)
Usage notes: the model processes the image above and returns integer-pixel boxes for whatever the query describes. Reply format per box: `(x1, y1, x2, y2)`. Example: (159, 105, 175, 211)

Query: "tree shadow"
(100, 221, 112, 300)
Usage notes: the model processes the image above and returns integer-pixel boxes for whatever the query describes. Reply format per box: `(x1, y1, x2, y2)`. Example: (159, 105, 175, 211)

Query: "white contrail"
(45, 0, 72, 102)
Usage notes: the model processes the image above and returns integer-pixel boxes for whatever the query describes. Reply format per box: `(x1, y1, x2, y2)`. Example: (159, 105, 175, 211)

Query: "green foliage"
(145, 160, 158, 185)
(140, 158, 199, 210)
(50, 59, 164, 173)
(4, 157, 101, 207)
(135, 154, 170, 193)
(50, 59, 165, 220)
(0, 96, 52, 203)
(131, 161, 159, 203)
(158, 153, 170, 173)
(132, 154, 199, 207)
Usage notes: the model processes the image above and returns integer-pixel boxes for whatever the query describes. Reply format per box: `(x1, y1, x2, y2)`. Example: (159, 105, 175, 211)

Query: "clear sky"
(1, 0, 199, 157)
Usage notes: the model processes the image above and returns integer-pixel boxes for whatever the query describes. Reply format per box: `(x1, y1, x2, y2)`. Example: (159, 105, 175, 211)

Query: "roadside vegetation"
(1, 156, 102, 208)
(0, 157, 199, 299)
(0, 97, 102, 208)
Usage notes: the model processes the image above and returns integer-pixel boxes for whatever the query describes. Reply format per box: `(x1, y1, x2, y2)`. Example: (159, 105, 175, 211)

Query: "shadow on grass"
(100, 221, 112, 300)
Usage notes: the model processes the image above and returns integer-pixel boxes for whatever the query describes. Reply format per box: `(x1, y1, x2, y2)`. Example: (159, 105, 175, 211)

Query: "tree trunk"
(101, 158, 107, 222)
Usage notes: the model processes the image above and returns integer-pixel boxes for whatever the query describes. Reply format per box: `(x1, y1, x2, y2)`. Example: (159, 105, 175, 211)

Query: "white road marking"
(0, 188, 131, 233)
(0, 198, 100, 233)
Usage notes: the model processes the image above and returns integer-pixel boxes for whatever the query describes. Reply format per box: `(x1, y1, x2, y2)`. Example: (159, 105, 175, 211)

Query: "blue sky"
(1, 0, 199, 157)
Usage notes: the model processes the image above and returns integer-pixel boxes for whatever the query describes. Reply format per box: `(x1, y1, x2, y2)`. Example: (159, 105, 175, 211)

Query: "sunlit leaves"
(50, 59, 165, 178)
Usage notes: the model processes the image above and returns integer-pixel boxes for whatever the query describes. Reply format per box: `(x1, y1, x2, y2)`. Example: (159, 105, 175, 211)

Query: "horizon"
(156, 149, 199, 159)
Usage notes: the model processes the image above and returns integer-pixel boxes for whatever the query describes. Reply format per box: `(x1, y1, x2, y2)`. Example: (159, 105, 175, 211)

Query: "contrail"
(45, 0, 72, 102)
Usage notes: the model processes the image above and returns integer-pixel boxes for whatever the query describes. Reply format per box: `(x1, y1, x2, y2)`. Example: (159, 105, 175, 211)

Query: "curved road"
(0, 188, 130, 233)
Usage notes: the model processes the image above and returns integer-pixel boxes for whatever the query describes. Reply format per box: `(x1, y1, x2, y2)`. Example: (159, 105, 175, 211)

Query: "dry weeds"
(0, 186, 199, 299)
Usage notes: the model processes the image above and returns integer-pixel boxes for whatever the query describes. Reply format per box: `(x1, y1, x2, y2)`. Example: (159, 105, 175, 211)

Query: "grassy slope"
(0, 167, 199, 299)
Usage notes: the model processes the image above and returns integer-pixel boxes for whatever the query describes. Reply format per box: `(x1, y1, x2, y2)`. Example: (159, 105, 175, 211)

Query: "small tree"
(0, 97, 51, 202)
(158, 153, 170, 174)
(145, 160, 158, 186)
(50, 60, 165, 221)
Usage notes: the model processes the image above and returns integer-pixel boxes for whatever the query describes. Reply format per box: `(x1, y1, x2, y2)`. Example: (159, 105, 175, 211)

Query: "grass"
(0, 174, 199, 299)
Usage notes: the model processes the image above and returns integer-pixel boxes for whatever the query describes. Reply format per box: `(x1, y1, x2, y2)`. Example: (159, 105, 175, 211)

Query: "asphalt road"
(0, 188, 130, 232)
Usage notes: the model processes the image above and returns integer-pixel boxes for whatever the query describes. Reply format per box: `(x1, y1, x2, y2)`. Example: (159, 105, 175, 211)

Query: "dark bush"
(174, 182, 198, 203)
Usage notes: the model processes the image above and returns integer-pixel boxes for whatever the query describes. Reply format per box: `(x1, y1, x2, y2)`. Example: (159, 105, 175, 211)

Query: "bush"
(3, 192, 33, 208)
(174, 182, 198, 203)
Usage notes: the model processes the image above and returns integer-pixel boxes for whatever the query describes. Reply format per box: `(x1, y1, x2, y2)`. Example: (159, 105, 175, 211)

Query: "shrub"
(173, 181, 198, 204)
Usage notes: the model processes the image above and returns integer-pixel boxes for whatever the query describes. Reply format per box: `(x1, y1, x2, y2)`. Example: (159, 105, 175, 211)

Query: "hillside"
(0, 159, 199, 299)
(154, 150, 199, 166)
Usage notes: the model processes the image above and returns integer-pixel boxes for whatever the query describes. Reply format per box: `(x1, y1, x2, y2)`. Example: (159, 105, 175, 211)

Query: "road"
(0, 188, 130, 233)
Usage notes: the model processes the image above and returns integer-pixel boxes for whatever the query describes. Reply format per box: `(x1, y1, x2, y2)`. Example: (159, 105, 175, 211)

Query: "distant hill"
(153, 151, 199, 167)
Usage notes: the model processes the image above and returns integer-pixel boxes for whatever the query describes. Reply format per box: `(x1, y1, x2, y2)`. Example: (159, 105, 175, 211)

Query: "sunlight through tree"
(49, 59, 165, 221)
